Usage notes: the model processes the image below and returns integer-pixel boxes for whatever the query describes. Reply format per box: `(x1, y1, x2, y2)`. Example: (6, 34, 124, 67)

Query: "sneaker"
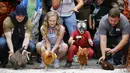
(53, 59, 60, 68)
(37, 57, 42, 63)
(40, 61, 44, 68)
(73, 55, 78, 62)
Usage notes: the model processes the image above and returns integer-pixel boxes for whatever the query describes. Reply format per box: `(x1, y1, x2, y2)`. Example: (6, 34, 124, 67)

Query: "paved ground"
(4, 58, 121, 69)
(0, 68, 129, 73)
(1, 58, 129, 73)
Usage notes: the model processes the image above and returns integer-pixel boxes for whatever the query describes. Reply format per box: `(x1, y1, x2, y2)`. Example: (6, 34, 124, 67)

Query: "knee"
(36, 42, 42, 50)
(88, 48, 94, 55)
(0, 37, 7, 49)
(88, 48, 94, 59)
(89, 49, 94, 56)
(63, 43, 68, 52)
(59, 43, 68, 54)
(69, 45, 77, 52)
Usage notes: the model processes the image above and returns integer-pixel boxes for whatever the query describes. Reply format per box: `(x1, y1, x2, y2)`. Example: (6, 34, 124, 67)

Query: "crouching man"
(93, 8, 130, 66)
(0, 5, 35, 68)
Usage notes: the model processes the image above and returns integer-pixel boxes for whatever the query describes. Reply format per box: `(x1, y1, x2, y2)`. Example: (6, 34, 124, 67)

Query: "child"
(65, 20, 94, 67)
(36, 11, 68, 68)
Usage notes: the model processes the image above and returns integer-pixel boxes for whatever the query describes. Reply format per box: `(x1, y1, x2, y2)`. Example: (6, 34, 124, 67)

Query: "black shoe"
(36, 54, 41, 63)
(27, 60, 34, 65)
(0, 58, 8, 68)
(36, 57, 41, 63)
(65, 60, 72, 67)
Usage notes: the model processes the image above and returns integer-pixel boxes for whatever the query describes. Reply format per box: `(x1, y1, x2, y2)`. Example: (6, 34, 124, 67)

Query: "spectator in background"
(89, 0, 110, 35)
(51, 0, 85, 36)
(44, 0, 52, 11)
(75, 0, 94, 20)
(20, 0, 42, 45)
(20, 0, 43, 63)
(88, 0, 110, 58)
(123, 0, 130, 22)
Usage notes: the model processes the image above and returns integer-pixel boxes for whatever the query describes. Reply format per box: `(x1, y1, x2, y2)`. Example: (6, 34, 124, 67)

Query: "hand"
(98, 56, 105, 63)
(107, 49, 116, 54)
(69, 7, 79, 13)
(22, 49, 31, 55)
(71, 40, 75, 45)
(22, 49, 27, 55)
(22, 50, 31, 60)
(88, 40, 93, 46)
(8, 51, 14, 60)
(105, 48, 111, 53)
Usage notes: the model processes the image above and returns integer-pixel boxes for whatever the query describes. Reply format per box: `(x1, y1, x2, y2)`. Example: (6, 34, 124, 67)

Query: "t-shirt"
(51, 0, 75, 17)
(3, 17, 33, 35)
(71, 30, 91, 48)
(98, 14, 130, 36)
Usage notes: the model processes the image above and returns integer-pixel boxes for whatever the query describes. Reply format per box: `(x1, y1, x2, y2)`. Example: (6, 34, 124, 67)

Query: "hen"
(99, 60, 114, 70)
(41, 48, 57, 69)
(77, 46, 89, 69)
(9, 46, 30, 69)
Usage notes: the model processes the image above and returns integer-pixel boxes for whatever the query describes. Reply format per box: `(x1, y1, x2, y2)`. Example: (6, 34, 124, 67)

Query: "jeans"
(60, 12, 77, 36)
(0, 37, 36, 59)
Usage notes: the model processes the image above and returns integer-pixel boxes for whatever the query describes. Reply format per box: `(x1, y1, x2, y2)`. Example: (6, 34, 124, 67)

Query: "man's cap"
(15, 5, 27, 16)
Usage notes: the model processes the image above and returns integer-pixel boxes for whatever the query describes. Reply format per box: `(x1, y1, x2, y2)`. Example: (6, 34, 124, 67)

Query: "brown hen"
(41, 48, 57, 69)
(77, 46, 89, 69)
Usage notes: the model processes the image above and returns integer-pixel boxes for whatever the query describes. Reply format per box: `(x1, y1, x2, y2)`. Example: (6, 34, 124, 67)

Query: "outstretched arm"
(22, 21, 33, 50)
(51, 25, 65, 52)
(22, 32, 30, 50)
(107, 34, 129, 53)
(99, 34, 107, 62)
(3, 17, 14, 59)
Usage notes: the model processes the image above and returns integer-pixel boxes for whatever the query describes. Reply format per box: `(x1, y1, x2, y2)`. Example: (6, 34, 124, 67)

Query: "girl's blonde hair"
(41, 11, 61, 38)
